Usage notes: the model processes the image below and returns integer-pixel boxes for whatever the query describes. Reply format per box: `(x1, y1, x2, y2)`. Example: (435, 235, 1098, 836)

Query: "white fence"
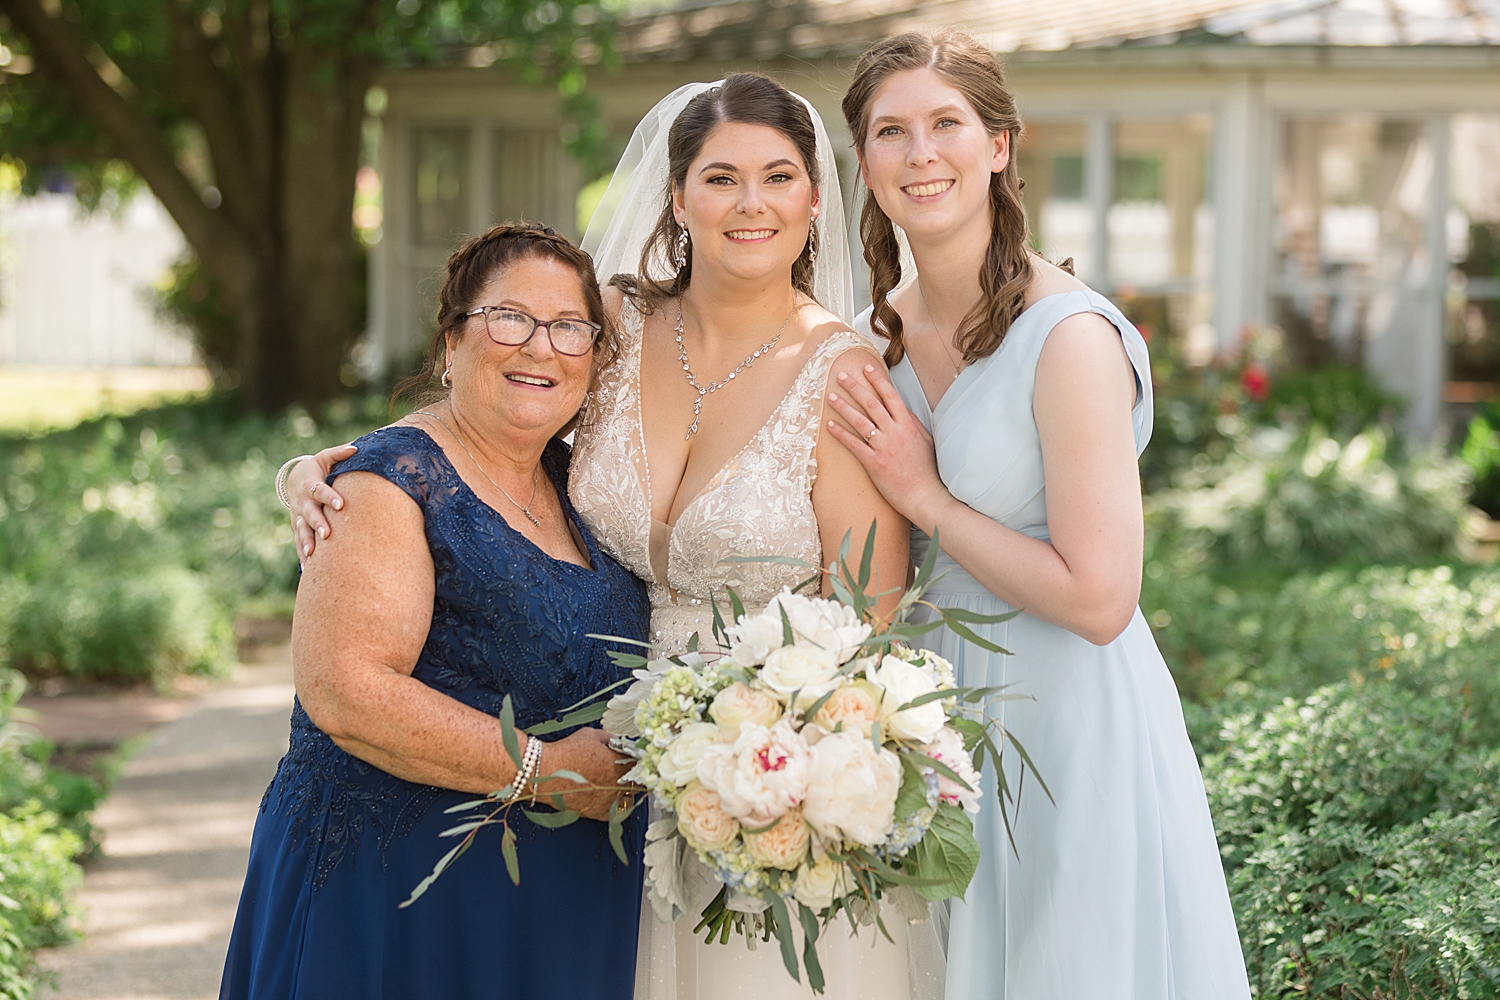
(0, 192, 197, 368)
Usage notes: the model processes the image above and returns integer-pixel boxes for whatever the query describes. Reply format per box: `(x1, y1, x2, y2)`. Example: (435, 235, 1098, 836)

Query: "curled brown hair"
(612, 72, 822, 312)
(842, 29, 1034, 367)
(395, 222, 619, 423)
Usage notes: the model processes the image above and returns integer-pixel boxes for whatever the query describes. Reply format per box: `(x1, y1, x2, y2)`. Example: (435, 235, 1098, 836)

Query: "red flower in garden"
(1240, 363, 1270, 402)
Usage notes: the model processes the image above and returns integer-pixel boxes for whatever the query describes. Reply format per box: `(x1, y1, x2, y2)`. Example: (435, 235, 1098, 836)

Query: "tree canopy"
(0, 0, 616, 410)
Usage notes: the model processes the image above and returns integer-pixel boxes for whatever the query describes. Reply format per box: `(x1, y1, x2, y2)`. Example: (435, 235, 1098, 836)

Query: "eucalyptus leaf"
(501, 824, 520, 885)
(499, 695, 522, 768)
(521, 807, 581, 828)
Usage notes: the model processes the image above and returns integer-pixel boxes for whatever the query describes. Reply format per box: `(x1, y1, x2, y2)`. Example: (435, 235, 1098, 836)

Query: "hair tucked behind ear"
(843, 29, 1035, 368)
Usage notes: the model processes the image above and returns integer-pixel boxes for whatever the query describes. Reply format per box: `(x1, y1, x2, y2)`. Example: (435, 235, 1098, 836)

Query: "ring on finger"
(864, 427, 878, 444)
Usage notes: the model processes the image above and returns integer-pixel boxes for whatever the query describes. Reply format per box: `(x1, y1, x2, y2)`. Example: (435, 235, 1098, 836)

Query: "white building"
(0, 191, 197, 368)
(371, 0, 1500, 440)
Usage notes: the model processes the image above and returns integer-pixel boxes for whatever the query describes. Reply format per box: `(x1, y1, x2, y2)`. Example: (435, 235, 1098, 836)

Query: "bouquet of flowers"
(403, 530, 1043, 994)
(601, 531, 1041, 991)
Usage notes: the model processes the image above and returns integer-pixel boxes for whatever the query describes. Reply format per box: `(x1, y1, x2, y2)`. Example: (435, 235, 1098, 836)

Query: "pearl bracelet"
(275, 454, 316, 510)
(505, 735, 545, 804)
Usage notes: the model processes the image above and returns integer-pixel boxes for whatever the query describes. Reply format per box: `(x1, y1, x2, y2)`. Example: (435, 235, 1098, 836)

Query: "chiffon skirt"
(221, 785, 646, 1000)
(913, 560, 1251, 1000)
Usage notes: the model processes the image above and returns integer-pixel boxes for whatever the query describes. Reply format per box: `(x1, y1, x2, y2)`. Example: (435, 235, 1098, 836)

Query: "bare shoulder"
(602, 283, 627, 322)
(1023, 253, 1091, 308)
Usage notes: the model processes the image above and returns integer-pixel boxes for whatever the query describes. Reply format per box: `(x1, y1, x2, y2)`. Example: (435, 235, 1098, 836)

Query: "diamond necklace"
(413, 409, 543, 526)
(676, 295, 799, 439)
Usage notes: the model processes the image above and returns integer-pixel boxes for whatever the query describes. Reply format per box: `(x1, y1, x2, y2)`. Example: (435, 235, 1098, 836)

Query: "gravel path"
(36, 649, 293, 1000)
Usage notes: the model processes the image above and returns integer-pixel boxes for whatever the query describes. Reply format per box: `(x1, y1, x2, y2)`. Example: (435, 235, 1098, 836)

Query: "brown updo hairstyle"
(842, 29, 1035, 367)
(613, 72, 822, 311)
(395, 222, 619, 426)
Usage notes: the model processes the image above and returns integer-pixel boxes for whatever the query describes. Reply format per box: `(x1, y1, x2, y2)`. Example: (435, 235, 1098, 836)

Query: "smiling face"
(672, 122, 819, 286)
(858, 67, 1009, 245)
(445, 254, 596, 437)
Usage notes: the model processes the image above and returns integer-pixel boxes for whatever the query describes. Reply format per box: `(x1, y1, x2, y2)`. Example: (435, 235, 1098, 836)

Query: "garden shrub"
(1148, 426, 1469, 577)
(1461, 403, 1500, 519)
(1202, 684, 1500, 998)
(1145, 565, 1500, 738)
(6, 567, 235, 685)
(0, 805, 82, 950)
(1230, 809, 1500, 999)
(0, 395, 384, 683)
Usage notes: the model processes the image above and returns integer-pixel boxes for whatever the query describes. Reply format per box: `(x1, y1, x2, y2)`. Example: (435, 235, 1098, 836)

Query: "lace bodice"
(569, 295, 878, 650)
(262, 426, 650, 887)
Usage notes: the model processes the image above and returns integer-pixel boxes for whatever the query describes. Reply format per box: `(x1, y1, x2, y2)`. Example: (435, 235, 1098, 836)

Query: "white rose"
(742, 807, 811, 870)
(676, 781, 740, 852)
(657, 722, 722, 786)
(758, 645, 841, 707)
(696, 720, 811, 826)
(873, 655, 946, 743)
(708, 682, 782, 743)
(919, 726, 982, 814)
(801, 730, 902, 847)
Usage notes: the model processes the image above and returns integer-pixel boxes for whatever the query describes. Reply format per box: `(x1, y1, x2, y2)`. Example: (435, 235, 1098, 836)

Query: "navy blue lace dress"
(220, 426, 650, 1000)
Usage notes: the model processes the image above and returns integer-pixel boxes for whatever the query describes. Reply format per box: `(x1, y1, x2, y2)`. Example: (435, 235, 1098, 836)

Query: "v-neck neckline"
(630, 297, 821, 534)
(406, 426, 600, 575)
(901, 290, 1085, 426)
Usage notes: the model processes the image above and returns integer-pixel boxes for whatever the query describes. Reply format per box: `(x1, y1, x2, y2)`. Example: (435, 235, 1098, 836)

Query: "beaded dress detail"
(570, 295, 877, 652)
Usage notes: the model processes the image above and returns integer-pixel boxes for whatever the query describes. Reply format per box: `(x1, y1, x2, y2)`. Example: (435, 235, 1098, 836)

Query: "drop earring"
(675, 227, 690, 269)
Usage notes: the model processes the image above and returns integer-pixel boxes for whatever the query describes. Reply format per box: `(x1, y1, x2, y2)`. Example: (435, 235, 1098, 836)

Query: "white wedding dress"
(570, 296, 943, 1000)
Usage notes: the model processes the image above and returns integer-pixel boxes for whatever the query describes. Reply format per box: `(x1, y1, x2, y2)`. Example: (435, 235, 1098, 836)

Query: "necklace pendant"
(523, 510, 542, 527)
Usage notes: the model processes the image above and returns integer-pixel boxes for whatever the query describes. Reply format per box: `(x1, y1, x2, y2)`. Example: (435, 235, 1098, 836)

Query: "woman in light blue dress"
(824, 30, 1253, 1000)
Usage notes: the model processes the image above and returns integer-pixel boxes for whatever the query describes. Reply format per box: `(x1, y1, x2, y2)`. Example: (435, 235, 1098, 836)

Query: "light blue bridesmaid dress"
(859, 290, 1250, 1000)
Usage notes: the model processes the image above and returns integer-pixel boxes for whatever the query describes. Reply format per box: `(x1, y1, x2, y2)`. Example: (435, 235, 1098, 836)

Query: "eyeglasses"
(464, 306, 601, 357)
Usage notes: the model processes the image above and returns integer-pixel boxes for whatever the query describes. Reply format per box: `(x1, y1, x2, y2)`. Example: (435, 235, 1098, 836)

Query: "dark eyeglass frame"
(464, 306, 602, 357)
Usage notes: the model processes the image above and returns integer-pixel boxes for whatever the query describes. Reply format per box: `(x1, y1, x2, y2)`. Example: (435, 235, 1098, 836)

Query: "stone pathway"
(35, 646, 294, 1000)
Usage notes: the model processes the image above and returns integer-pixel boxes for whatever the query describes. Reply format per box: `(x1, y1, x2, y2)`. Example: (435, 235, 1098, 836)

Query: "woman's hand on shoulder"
(823, 356, 945, 525)
(289, 443, 358, 564)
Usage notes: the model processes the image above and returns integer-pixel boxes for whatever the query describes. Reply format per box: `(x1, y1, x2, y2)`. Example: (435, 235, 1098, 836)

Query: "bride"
(573, 74, 934, 1000)
(283, 75, 940, 999)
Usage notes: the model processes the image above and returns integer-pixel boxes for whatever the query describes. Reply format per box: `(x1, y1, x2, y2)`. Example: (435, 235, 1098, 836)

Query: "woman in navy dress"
(220, 224, 649, 1000)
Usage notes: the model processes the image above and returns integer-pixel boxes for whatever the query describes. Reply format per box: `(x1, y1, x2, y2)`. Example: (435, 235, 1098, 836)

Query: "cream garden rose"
(657, 722, 722, 786)
(708, 682, 782, 742)
(791, 854, 855, 911)
(811, 681, 882, 735)
(872, 655, 946, 743)
(696, 720, 811, 826)
(758, 645, 841, 707)
(742, 808, 811, 870)
(801, 730, 902, 846)
(677, 781, 740, 852)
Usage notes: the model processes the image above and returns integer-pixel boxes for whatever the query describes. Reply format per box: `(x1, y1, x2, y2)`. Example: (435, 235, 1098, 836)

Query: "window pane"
(1020, 121, 1093, 277)
(1448, 113, 1500, 395)
(413, 127, 470, 249)
(1110, 115, 1215, 354)
(493, 128, 584, 239)
(1270, 116, 1431, 368)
